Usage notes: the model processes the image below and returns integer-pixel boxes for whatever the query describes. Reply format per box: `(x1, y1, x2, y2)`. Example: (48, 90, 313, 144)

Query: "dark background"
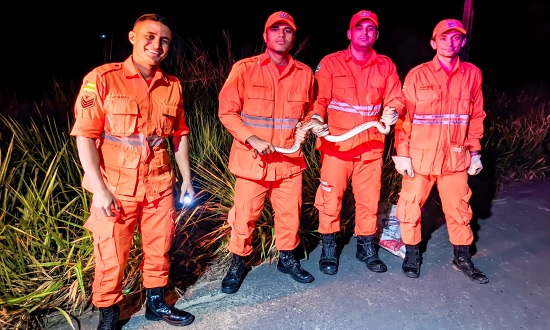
(2, 0, 549, 101)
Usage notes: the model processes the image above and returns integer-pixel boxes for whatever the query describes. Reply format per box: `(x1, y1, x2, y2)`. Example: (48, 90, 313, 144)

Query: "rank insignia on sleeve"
(82, 81, 96, 93)
(81, 93, 95, 108)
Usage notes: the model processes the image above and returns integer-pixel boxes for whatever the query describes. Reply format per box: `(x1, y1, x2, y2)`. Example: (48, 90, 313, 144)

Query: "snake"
(274, 120, 390, 154)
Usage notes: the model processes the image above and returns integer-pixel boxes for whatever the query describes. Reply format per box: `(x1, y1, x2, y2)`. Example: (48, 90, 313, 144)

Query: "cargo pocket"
(84, 213, 119, 272)
(102, 142, 140, 196)
(456, 189, 473, 226)
(396, 190, 421, 225)
(314, 180, 339, 217)
(445, 144, 469, 173)
(104, 97, 139, 135)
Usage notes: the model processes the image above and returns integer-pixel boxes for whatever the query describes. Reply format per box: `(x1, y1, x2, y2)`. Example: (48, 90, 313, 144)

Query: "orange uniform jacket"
(394, 56, 486, 175)
(310, 48, 405, 160)
(218, 52, 314, 181)
(70, 56, 189, 202)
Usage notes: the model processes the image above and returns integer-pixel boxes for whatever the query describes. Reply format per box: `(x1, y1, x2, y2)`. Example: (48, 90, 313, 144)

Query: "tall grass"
(0, 35, 549, 329)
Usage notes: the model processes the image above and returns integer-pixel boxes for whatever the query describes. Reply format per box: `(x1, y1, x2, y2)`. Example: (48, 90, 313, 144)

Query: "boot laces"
(284, 253, 299, 268)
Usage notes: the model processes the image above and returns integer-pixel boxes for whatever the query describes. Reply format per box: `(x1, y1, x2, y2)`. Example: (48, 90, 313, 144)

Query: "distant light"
(99, 34, 107, 39)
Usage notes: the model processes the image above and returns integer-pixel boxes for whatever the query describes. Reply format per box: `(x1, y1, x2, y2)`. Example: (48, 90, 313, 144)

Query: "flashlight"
(183, 194, 192, 205)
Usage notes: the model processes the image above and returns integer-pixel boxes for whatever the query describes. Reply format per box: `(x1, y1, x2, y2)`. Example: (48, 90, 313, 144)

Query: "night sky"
(3, 0, 549, 100)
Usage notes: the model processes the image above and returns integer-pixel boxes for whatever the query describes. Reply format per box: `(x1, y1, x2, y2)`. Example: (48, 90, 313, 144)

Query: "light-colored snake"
(274, 120, 390, 154)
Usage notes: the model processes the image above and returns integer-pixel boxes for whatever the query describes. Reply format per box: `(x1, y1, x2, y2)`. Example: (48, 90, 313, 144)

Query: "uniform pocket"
(445, 144, 470, 173)
(102, 141, 140, 196)
(245, 85, 274, 116)
(158, 103, 178, 135)
(104, 97, 139, 135)
(396, 190, 421, 225)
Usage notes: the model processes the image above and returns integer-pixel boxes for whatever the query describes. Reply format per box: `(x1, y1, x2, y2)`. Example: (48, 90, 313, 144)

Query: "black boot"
(452, 245, 489, 284)
(221, 253, 248, 294)
(356, 235, 387, 273)
(319, 233, 338, 275)
(402, 244, 421, 278)
(277, 250, 315, 283)
(145, 287, 195, 326)
(97, 305, 119, 330)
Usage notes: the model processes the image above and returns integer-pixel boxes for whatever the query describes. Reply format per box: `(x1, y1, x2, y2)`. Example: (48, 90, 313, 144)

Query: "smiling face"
(128, 19, 172, 70)
(430, 30, 466, 59)
(263, 23, 295, 54)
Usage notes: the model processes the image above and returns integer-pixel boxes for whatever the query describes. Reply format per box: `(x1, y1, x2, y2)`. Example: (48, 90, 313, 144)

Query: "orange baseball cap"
(349, 10, 379, 29)
(265, 11, 296, 32)
(432, 19, 467, 38)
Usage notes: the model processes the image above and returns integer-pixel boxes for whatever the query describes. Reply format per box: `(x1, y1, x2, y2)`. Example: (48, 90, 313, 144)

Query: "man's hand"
(380, 106, 399, 126)
(91, 187, 120, 218)
(246, 135, 275, 158)
(295, 122, 310, 144)
(468, 155, 483, 176)
(392, 156, 415, 178)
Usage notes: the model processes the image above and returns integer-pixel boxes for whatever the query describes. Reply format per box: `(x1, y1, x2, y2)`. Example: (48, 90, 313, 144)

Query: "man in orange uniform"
(218, 11, 315, 294)
(393, 19, 489, 284)
(70, 14, 195, 329)
(309, 10, 405, 275)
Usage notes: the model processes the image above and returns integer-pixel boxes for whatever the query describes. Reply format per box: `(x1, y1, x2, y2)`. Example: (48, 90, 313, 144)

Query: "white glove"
(392, 156, 415, 178)
(467, 155, 483, 176)
(309, 115, 329, 137)
(380, 106, 398, 126)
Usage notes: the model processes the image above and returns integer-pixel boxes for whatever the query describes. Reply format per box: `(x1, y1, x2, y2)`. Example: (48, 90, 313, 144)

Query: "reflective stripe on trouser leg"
(352, 158, 382, 236)
(227, 177, 269, 256)
(139, 191, 176, 289)
(269, 173, 302, 251)
(84, 201, 139, 307)
(437, 171, 474, 245)
(314, 153, 353, 234)
(396, 174, 435, 245)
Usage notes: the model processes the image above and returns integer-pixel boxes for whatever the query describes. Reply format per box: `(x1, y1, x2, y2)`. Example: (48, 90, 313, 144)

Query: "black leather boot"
(97, 305, 119, 330)
(277, 250, 314, 283)
(452, 245, 489, 284)
(221, 253, 248, 294)
(319, 233, 338, 275)
(145, 287, 195, 326)
(402, 244, 421, 278)
(356, 235, 387, 273)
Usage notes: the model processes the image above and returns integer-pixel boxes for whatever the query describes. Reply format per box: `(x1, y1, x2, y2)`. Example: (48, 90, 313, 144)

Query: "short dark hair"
(134, 13, 170, 29)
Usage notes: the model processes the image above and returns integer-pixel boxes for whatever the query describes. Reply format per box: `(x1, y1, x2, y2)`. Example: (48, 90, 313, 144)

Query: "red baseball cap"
(432, 19, 467, 38)
(265, 11, 296, 32)
(349, 10, 379, 29)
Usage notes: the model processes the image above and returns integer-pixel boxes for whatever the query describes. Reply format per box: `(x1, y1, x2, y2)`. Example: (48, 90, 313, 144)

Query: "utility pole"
(461, 0, 474, 61)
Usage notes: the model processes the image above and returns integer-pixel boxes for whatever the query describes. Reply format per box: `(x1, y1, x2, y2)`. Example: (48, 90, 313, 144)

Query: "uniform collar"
(431, 55, 465, 74)
(343, 46, 381, 66)
(122, 56, 169, 83)
(258, 51, 297, 69)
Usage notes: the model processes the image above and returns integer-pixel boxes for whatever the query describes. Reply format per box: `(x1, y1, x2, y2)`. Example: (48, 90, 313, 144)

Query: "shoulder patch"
(315, 63, 321, 73)
(80, 92, 96, 108)
(82, 81, 96, 94)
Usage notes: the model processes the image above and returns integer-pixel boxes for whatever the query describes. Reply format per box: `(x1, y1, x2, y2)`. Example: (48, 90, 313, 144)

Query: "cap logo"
(278, 12, 290, 19)
(360, 11, 372, 17)
(446, 20, 460, 28)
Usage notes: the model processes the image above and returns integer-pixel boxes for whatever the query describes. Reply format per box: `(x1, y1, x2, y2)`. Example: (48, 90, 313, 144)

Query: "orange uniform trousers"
(315, 154, 382, 236)
(396, 171, 473, 246)
(227, 174, 302, 256)
(84, 192, 176, 307)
